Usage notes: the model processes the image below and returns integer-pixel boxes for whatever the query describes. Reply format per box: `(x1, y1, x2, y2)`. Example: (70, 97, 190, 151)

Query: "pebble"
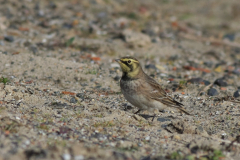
(233, 90, 240, 98)
(187, 78, 210, 85)
(214, 78, 228, 87)
(145, 136, 150, 141)
(113, 76, 121, 81)
(74, 155, 84, 160)
(76, 93, 84, 99)
(187, 77, 203, 84)
(70, 97, 77, 103)
(216, 111, 221, 115)
(145, 64, 156, 70)
(223, 33, 235, 41)
(62, 154, 71, 160)
(203, 80, 211, 85)
(208, 88, 218, 96)
(157, 118, 170, 122)
(4, 36, 14, 42)
(16, 116, 20, 120)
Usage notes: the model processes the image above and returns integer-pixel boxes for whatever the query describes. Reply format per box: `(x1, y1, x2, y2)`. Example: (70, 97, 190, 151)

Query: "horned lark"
(115, 56, 190, 120)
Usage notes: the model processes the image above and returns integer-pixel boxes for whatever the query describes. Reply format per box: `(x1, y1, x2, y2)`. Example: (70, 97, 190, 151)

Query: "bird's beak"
(115, 59, 120, 63)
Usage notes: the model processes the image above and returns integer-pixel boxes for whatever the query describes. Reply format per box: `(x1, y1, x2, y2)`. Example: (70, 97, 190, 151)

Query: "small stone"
(113, 76, 120, 81)
(216, 111, 221, 115)
(145, 64, 156, 70)
(204, 61, 213, 68)
(203, 80, 211, 85)
(145, 136, 150, 141)
(62, 154, 71, 160)
(214, 78, 228, 87)
(233, 90, 240, 98)
(74, 155, 84, 160)
(187, 78, 210, 86)
(76, 93, 84, 98)
(187, 78, 203, 84)
(223, 33, 235, 41)
(53, 91, 61, 96)
(70, 97, 77, 103)
(4, 36, 14, 42)
(29, 46, 38, 54)
(207, 88, 218, 96)
(49, 1, 57, 9)
(157, 117, 170, 122)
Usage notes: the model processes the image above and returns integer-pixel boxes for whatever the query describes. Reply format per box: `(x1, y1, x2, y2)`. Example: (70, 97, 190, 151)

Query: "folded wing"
(143, 75, 190, 115)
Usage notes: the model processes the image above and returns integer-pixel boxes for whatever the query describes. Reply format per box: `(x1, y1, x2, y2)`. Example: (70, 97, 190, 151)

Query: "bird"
(115, 56, 190, 121)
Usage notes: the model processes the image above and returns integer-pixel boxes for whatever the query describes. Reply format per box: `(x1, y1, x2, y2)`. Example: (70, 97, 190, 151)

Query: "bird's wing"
(142, 76, 190, 115)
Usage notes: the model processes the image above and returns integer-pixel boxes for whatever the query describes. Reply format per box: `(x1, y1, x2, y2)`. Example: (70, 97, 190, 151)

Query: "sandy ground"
(0, 0, 240, 159)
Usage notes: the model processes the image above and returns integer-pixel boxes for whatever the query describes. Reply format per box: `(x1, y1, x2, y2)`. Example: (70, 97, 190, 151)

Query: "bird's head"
(115, 56, 142, 79)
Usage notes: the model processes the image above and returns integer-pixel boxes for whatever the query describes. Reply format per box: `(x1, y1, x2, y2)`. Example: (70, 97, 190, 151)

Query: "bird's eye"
(127, 60, 131, 64)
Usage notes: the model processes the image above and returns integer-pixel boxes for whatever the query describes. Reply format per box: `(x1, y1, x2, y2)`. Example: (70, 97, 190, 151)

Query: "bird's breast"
(120, 79, 141, 94)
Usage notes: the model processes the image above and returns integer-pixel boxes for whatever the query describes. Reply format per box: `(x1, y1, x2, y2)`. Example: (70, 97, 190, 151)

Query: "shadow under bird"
(115, 56, 190, 121)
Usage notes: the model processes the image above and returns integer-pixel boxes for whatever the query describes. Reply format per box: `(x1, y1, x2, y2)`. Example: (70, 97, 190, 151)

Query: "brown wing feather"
(143, 75, 191, 115)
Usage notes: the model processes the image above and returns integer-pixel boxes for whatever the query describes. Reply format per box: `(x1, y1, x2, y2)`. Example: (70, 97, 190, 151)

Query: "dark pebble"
(62, 23, 73, 29)
(4, 36, 14, 42)
(187, 77, 203, 84)
(208, 88, 218, 96)
(13, 89, 18, 92)
(52, 91, 60, 96)
(187, 78, 210, 86)
(94, 85, 101, 89)
(233, 90, 240, 98)
(49, 2, 57, 9)
(203, 80, 211, 85)
(97, 12, 107, 19)
(151, 37, 159, 43)
(157, 117, 171, 122)
(203, 61, 213, 68)
(76, 93, 84, 99)
(80, 83, 88, 86)
(113, 76, 121, 81)
(168, 55, 179, 61)
(145, 64, 156, 70)
(29, 46, 38, 54)
(70, 97, 77, 103)
(141, 156, 151, 160)
(161, 124, 168, 128)
(223, 33, 235, 41)
(24, 149, 47, 159)
(27, 88, 34, 94)
(232, 69, 240, 75)
(51, 102, 69, 109)
(214, 78, 228, 87)
(142, 28, 157, 37)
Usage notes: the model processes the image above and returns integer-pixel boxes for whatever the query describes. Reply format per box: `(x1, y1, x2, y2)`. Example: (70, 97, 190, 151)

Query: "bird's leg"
(151, 114, 156, 122)
(134, 109, 141, 114)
